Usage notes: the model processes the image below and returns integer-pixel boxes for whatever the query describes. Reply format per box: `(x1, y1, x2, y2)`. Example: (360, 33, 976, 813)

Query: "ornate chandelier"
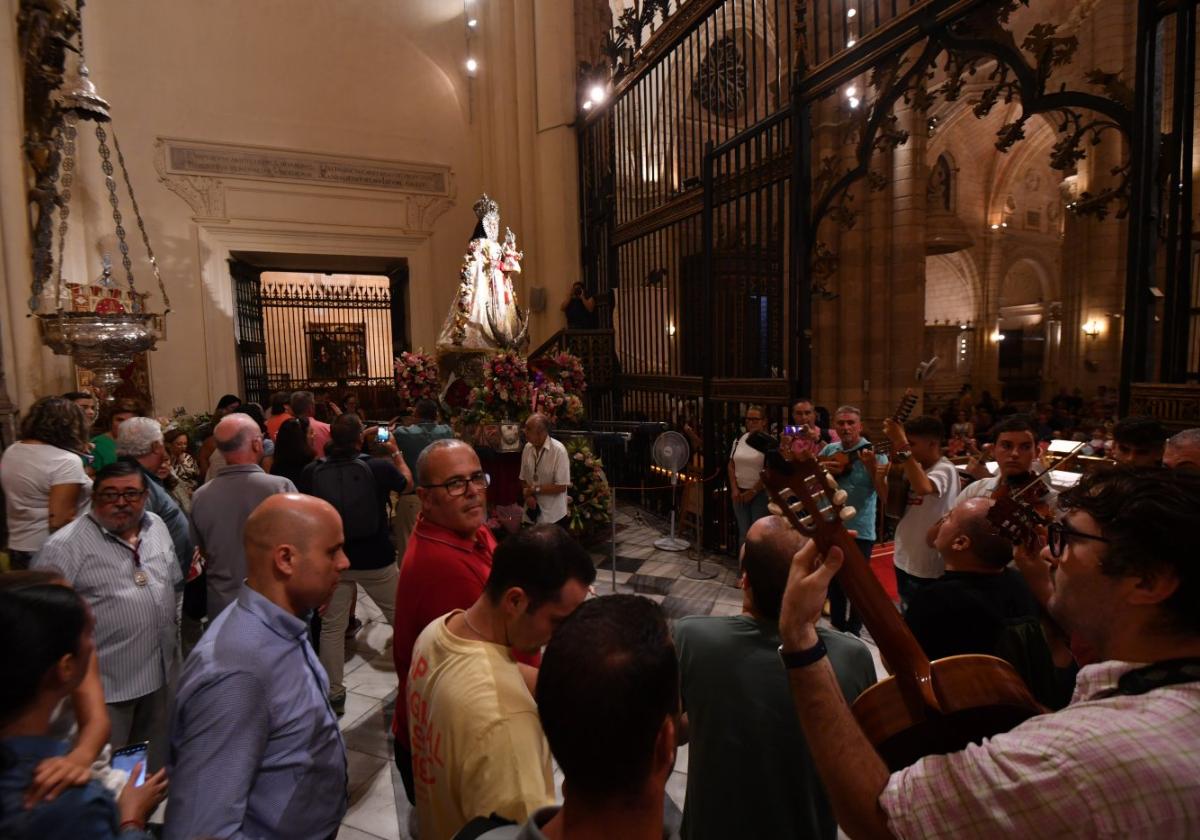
(21, 0, 170, 398)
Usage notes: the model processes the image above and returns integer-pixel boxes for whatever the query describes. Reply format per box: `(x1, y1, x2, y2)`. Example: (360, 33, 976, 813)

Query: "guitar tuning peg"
(839, 506, 857, 521)
(800, 515, 815, 529)
(767, 502, 782, 516)
(832, 489, 848, 506)
(824, 475, 838, 491)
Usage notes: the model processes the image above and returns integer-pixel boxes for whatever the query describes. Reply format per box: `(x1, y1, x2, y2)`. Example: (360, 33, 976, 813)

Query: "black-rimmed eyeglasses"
(95, 489, 147, 504)
(421, 472, 491, 497)
(1047, 521, 1111, 559)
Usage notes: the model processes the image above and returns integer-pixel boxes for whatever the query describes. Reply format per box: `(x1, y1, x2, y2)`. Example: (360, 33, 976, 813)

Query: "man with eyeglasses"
(36, 460, 182, 770)
(391, 438, 502, 819)
(776, 466, 1200, 838)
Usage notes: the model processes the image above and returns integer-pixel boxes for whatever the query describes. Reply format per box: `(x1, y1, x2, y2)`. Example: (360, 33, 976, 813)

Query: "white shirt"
(0, 441, 92, 551)
(729, 434, 766, 491)
(519, 436, 571, 523)
(894, 457, 959, 579)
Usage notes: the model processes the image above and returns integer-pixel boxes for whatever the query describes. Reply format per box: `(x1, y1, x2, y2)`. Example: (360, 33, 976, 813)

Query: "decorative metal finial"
(58, 58, 111, 122)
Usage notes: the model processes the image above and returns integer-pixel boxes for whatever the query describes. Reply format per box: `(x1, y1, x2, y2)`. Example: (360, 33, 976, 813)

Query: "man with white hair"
(190, 413, 296, 620)
(1164, 428, 1200, 471)
(117, 416, 193, 578)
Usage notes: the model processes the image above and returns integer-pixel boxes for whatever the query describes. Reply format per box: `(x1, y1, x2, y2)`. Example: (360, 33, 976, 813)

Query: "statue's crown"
(473, 194, 499, 219)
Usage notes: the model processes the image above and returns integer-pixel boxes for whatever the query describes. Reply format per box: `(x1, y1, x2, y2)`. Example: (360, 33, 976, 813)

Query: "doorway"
(229, 254, 408, 419)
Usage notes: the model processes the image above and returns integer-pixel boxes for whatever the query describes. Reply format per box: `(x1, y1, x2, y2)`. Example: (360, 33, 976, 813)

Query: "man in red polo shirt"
(392, 438, 496, 806)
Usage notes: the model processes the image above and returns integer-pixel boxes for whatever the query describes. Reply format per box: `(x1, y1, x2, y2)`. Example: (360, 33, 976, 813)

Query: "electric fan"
(651, 431, 691, 552)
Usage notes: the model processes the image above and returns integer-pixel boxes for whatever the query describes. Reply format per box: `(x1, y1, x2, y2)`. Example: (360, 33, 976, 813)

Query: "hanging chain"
(94, 123, 136, 295)
(51, 113, 80, 314)
(111, 129, 169, 313)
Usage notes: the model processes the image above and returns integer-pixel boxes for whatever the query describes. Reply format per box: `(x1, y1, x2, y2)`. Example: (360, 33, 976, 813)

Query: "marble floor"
(333, 504, 885, 839)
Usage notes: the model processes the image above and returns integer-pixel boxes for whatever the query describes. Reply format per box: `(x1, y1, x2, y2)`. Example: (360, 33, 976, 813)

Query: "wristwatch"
(778, 637, 827, 669)
(892, 449, 912, 465)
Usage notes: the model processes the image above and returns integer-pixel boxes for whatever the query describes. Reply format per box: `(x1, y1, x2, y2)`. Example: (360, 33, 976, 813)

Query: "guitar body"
(852, 654, 1046, 771)
(883, 471, 910, 520)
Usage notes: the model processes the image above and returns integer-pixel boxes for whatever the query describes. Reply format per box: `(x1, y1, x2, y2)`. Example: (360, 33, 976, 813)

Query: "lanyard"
(532, 446, 546, 483)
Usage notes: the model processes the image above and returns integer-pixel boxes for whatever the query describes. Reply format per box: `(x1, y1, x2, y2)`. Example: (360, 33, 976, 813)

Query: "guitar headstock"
(895, 388, 919, 424)
(986, 494, 1047, 548)
(761, 453, 858, 546)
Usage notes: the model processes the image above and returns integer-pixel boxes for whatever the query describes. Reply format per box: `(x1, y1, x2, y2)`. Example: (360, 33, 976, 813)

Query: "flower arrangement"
(531, 380, 566, 418)
(566, 438, 612, 541)
(531, 351, 586, 397)
(469, 350, 532, 422)
(165, 407, 213, 452)
(394, 350, 440, 404)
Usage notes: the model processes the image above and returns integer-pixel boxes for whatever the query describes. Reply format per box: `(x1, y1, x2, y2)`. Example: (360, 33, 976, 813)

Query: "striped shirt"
(34, 512, 182, 703)
(880, 660, 1200, 838)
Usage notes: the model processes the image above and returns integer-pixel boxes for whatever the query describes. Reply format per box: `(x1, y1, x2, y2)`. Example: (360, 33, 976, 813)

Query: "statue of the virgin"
(436, 194, 529, 353)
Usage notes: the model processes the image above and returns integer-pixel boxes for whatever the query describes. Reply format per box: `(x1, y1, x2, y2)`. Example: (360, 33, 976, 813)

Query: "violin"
(763, 452, 1044, 771)
(986, 442, 1086, 547)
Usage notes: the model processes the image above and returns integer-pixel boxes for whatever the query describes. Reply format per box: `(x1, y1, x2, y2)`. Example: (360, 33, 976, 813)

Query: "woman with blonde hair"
(1, 397, 93, 568)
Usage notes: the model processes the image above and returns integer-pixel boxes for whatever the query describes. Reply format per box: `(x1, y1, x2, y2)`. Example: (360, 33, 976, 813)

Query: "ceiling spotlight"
(847, 7, 857, 18)
(582, 100, 593, 111)
(589, 84, 607, 104)
(848, 96, 861, 109)
(845, 85, 857, 98)
(465, 58, 478, 73)
(467, 18, 478, 27)
(846, 38, 857, 47)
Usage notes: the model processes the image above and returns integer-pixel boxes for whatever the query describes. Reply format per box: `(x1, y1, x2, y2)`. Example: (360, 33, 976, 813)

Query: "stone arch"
(925, 251, 981, 324)
(1000, 257, 1049, 307)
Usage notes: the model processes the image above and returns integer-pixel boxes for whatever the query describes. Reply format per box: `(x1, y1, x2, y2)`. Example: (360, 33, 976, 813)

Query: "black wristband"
(778, 638, 827, 669)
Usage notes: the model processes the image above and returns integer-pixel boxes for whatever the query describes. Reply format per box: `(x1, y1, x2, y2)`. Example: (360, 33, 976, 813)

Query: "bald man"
(672, 516, 876, 840)
(190, 413, 297, 620)
(520, 412, 571, 526)
(1164, 428, 1200, 471)
(166, 494, 350, 840)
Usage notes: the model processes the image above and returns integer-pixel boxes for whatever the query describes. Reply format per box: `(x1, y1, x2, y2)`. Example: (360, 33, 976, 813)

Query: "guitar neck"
(825, 531, 935, 715)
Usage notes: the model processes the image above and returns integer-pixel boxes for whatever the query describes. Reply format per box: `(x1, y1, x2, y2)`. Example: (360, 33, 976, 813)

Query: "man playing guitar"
(777, 466, 1200, 838)
(816, 406, 887, 635)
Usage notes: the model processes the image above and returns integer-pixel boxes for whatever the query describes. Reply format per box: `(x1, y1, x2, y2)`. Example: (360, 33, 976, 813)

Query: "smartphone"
(112, 741, 148, 787)
(783, 425, 807, 436)
(376, 427, 390, 442)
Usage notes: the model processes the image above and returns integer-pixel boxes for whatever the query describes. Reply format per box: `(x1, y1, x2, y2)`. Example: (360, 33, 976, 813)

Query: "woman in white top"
(1, 396, 93, 568)
(728, 405, 772, 553)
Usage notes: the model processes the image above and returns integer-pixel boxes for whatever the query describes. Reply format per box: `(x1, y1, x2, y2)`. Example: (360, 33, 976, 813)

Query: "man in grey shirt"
(392, 398, 454, 561)
(190, 413, 295, 621)
(166, 493, 350, 839)
(117, 416, 193, 579)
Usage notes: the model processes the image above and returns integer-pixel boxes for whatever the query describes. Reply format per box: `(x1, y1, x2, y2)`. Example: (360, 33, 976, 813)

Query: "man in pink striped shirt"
(777, 466, 1200, 839)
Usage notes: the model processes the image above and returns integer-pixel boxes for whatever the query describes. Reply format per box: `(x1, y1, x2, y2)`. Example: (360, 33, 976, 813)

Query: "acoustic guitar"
(762, 452, 1045, 771)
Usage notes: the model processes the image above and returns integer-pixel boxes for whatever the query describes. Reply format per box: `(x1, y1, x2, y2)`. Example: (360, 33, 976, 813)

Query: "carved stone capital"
(154, 139, 227, 219)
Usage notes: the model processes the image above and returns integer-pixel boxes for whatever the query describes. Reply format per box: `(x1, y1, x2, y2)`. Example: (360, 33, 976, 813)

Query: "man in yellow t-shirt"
(407, 524, 596, 840)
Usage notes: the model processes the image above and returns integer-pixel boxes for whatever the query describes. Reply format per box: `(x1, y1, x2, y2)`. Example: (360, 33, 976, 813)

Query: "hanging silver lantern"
(29, 2, 170, 401)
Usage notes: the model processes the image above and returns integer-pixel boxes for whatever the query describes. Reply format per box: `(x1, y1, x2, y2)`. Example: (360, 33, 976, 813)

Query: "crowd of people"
(1, 381, 1199, 838)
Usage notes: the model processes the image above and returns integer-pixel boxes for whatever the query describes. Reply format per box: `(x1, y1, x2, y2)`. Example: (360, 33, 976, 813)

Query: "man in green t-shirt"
(90, 399, 142, 472)
(673, 515, 877, 840)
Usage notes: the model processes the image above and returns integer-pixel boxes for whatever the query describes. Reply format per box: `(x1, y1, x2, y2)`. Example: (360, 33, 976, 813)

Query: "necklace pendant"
(133, 569, 149, 586)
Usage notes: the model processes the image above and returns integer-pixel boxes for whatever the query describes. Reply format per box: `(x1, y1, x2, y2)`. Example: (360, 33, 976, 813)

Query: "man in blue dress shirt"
(164, 493, 350, 840)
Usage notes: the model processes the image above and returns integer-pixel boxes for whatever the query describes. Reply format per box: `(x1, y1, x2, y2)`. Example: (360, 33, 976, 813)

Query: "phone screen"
(784, 425, 806, 436)
(377, 428, 390, 442)
(112, 742, 148, 787)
